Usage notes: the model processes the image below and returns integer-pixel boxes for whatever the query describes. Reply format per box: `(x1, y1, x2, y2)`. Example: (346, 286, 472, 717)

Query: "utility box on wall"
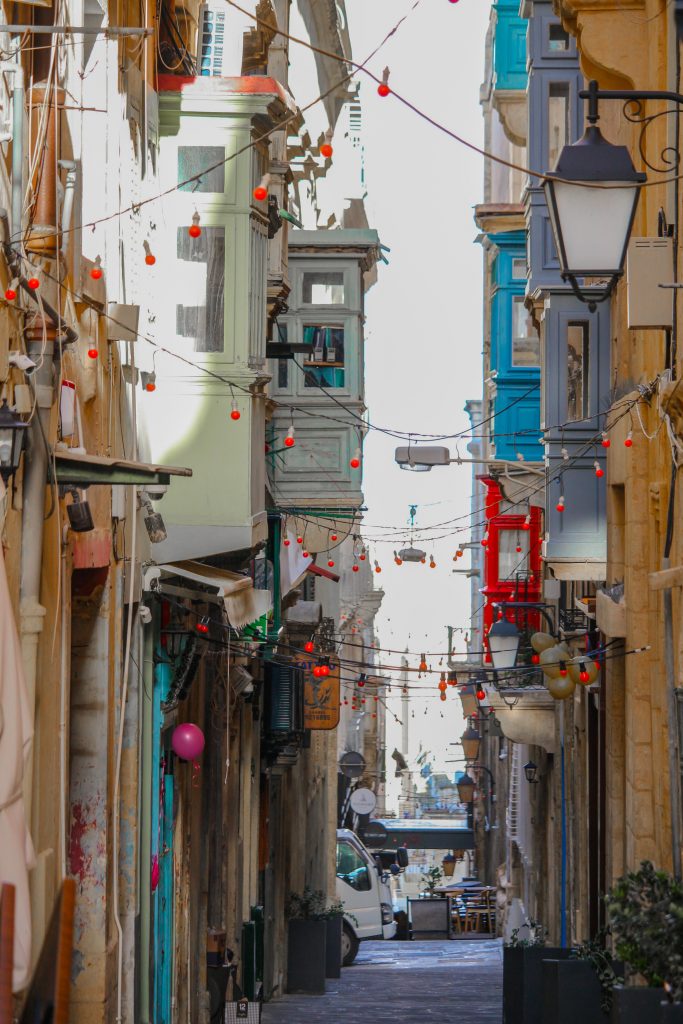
(626, 237, 673, 329)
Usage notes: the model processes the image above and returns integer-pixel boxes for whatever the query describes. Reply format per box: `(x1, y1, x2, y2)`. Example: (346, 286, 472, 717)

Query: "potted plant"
(606, 861, 683, 1024)
(321, 898, 345, 980)
(541, 936, 624, 1023)
(442, 853, 456, 878)
(504, 922, 572, 1024)
(285, 888, 328, 994)
(421, 865, 444, 896)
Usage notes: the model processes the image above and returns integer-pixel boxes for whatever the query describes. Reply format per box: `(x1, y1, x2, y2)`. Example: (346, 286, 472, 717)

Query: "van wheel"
(342, 923, 360, 966)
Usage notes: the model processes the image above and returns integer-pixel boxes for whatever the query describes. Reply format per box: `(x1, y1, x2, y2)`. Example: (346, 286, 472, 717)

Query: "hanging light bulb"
(531, 653, 540, 665)
(594, 461, 604, 478)
(304, 641, 315, 654)
(312, 665, 324, 678)
(579, 662, 590, 683)
(358, 675, 366, 687)
(284, 426, 295, 447)
(283, 538, 291, 548)
(601, 432, 610, 448)
(419, 654, 427, 673)
(4, 279, 17, 301)
(143, 241, 156, 266)
(522, 514, 531, 530)
(189, 211, 202, 238)
(327, 558, 335, 568)
(195, 617, 210, 635)
(319, 663, 330, 677)
(27, 276, 39, 290)
(448, 671, 458, 687)
(429, 556, 436, 568)
(476, 686, 486, 701)
(359, 549, 366, 561)
(330, 533, 338, 541)
(87, 345, 99, 360)
(556, 495, 565, 512)
(90, 257, 103, 281)
(559, 660, 568, 678)
(297, 535, 303, 545)
(374, 560, 382, 574)
(377, 66, 391, 97)
(350, 447, 361, 469)
(352, 564, 359, 573)
(302, 549, 309, 558)
(624, 431, 633, 448)
(481, 533, 489, 547)
(253, 173, 270, 202)
(394, 551, 403, 565)
(145, 371, 157, 392)
(320, 129, 333, 158)
(516, 544, 522, 553)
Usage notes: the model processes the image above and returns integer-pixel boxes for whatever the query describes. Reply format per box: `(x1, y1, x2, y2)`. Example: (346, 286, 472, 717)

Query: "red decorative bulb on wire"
(189, 212, 201, 238)
(559, 661, 568, 678)
(531, 653, 540, 665)
(481, 534, 488, 547)
(297, 536, 303, 545)
(283, 538, 290, 547)
(476, 687, 486, 701)
(522, 514, 531, 531)
(378, 66, 390, 96)
(328, 559, 335, 568)
(145, 373, 156, 392)
(320, 131, 333, 158)
(284, 426, 295, 448)
(302, 550, 309, 558)
(352, 564, 359, 573)
(516, 545, 522, 553)
(312, 666, 323, 678)
(319, 664, 330, 677)
(87, 347, 99, 360)
(304, 641, 315, 654)
(374, 561, 382, 574)
(594, 461, 604, 478)
(359, 552, 366, 561)
(624, 432, 633, 448)
(556, 495, 565, 513)
(601, 432, 610, 448)
(90, 263, 103, 281)
(4, 283, 16, 301)
(230, 399, 240, 421)
(253, 174, 270, 202)
(350, 447, 361, 469)
(27, 277, 39, 290)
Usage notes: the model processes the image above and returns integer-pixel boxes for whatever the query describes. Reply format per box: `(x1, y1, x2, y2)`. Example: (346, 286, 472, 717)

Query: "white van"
(335, 828, 397, 966)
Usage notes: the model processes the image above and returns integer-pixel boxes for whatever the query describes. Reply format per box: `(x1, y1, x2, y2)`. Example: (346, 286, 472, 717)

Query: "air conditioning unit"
(197, 4, 227, 76)
(264, 661, 304, 736)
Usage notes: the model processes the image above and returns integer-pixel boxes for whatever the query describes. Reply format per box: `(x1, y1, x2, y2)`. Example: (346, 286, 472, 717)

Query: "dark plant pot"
(660, 1004, 683, 1023)
(325, 916, 343, 979)
(286, 919, 327, 994)
(542, 959, 625, 1024)
(610, 986, 664, 1024)
(504, 946, 573, 1024)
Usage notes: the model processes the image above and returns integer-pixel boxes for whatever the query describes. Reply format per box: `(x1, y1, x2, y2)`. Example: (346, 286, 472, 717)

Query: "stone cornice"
(553, 0, 655, 89)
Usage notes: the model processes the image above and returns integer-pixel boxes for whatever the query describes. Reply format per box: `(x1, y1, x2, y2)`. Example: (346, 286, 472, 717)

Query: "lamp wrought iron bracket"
(580, 79, 683, 175)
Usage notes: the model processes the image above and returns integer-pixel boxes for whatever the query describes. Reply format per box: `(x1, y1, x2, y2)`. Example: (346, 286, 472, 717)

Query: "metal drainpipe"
(19, 81, 64, 818)
(58, 160, 77, 260)
(10, 40, 23, 249)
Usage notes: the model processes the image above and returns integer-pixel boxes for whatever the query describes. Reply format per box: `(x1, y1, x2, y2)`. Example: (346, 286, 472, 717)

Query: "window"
(548, 83, 570, 169)
(336, 841, 371, 892)
(175, 227, 225, 352)
(302, 271, 345, 305)
(302, 325, 345, 387)
(498, 530, 529, 581)
(567, 321, 589, 421)
(178, 146, 225, 193)
(512, 258, 527, 280)
(512, 297, 540, 367)
(548, 24, 570, 51)
(273, 322, 289, 388)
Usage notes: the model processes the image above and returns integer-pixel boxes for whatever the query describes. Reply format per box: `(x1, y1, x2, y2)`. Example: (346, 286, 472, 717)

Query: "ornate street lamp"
(0, 398, 28, 483)
(456, 771, 475, 804)
(524, 761, 539, 784)
(544, 79, 646, 310)
(460, 726, 481, 762)
(487, 617, 521, 671)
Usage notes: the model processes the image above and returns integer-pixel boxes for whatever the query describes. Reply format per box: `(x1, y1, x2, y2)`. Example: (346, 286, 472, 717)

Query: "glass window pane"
(567, 321, 589, 421)
(175, 226, 225, 352)
(512, 297, 540, 367)
(548, 83, 570, 169)
(302, 325, 345, 387)
(302, 272, 345, 304)
(178, 146, 225, 193)
(512, 257, 527, 280)
(499, 531, 529, 581)
(548, 24, 570, 51)
(336, 842, 371, 892)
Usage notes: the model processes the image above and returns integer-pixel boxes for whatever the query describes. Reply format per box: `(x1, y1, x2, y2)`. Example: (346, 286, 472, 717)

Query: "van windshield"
(336, 841, 371, 892)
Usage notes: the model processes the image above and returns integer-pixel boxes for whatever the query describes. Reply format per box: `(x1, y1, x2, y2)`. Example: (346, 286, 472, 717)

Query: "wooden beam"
(649, 565, 683, 590)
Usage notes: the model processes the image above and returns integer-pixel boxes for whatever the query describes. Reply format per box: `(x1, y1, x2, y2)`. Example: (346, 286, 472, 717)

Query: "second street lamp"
(487, 617, 521, 671)
(544, 79, 646, 310)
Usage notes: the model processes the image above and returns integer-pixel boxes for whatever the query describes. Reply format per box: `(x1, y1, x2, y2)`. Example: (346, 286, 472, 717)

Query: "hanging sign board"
(358, 820, 388, 848)
(350, 787, 377, 816)
(295, 652, 341, 730)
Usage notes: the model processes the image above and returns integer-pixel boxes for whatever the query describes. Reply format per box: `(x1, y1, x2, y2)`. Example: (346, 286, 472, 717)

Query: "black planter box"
(286, 919, 327, 994)
(504, 946, 573, 1024)
(611, 986, 664, 1024)
(660, 1004, 683, 1023)
(542, 959, 625, 1024)
(325, 917, 343, 979)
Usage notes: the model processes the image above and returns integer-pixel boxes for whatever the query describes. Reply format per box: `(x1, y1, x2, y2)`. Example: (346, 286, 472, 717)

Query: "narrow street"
(262, 941, 503, 1024)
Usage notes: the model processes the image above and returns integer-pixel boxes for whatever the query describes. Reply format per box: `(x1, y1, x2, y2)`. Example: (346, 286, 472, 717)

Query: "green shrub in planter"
(606, 861, 683, 1015)
(285, 889, 329, 994)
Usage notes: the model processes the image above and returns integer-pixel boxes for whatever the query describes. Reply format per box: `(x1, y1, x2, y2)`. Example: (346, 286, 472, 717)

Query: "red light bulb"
(531, 653, 540, 665)
(516, 545, 522, 553)
(624, 432, 633, 448)
(90, 266, 103, 280)
(481, 535, 488, 547)
(87, 347, 98, 359)
(595, 462, 604, 478)
(580, 669, 590, 683)
(320, 664, 330, 677)
(476, 688, 486, 701)
(27, 277, 39, 290)
(312, 666, 323, 678)
(352, 564, 359, 573)
(283, 538, 290, 547)
(359, 553, 366, 561)
(145, 379, 156, 392)
(304, 641, 315, 654)
(230, 399, 240, 421)
(330, 533, 338, 542)
(556, 496, 565, 512)
(328, 559, 335, 568)
(378, 83, 390, 97)
(253, 186, 267, 201)
(4, 287, 16, 301)
(297, 536, 303, 545)
(189, 212, 202, 238)
(522, 515, 531, 530)
(559, 662, 568, 677)
(145, 252, 156, 266)
(601, 432, 610, 448)
(375, 564, 382, 574)
(284, 426, 295, 447)
(302, 550, 309, 558)
(320, 142, 333, 158)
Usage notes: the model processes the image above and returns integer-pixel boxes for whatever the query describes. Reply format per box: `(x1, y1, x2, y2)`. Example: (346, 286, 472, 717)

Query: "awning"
(145, 560, 272, 629)
(307, 561, 340, 583)
(546, 560, 607, 582)
(0, 532, 36, 991)
(54, 449, 192, 486)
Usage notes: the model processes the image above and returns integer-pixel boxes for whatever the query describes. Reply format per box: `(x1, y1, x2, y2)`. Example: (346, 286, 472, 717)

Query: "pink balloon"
(171, 722, 205, 761)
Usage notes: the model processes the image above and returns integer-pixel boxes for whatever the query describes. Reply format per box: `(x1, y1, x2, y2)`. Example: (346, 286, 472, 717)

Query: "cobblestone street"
(262, 940, 503, 1023)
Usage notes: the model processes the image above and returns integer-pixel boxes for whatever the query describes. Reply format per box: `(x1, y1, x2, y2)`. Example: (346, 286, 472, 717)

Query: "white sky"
(290, 0, 491, 807)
